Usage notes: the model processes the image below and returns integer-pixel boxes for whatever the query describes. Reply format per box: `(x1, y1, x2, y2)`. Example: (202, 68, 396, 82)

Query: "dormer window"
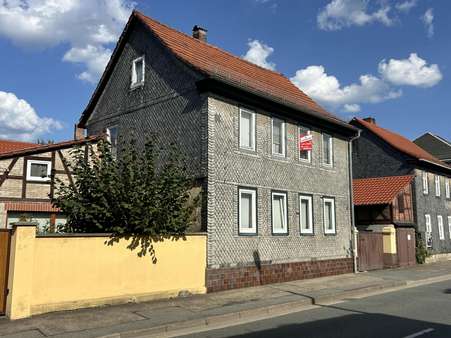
(131, 56, 145, 88)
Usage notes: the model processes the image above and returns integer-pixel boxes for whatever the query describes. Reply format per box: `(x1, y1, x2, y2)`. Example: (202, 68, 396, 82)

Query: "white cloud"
(0, 0, 134, 83)
(317, 0, 394, 31)
(395, 0, 417, 13)
(343, 104, 361, 113)
(0, 91, 62, 141)
(242, 39, 276, 70)
(290, 65, 401, 110)
(378, 53, 442, 87)
(421, 8, 434, 38)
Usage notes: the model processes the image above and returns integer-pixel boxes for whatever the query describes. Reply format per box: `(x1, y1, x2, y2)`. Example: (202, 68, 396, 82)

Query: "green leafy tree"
(52, 138, 194, 259)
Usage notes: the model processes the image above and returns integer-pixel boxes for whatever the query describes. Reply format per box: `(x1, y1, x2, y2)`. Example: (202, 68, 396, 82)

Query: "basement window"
(27, 160, 51, 182)
(131, 56, 145, 88)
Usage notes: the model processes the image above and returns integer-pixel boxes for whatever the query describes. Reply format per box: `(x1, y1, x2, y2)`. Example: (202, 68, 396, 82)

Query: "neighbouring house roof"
(353, 175, 414, 206)
(351, 118, 451, 173)
(78, 10, 357, 134)
(0, 139, 38, 154)
(413, 132, 451, 162)
(0, 136, 101, 160)
(5, 202, 60, 213)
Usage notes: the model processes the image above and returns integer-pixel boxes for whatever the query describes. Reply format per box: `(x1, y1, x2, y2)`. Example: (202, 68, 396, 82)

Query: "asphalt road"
(181, 280, 451, 338)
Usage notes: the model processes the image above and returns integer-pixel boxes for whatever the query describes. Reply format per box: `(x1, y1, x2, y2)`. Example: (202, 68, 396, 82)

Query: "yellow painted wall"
(14, 233, 206, 316)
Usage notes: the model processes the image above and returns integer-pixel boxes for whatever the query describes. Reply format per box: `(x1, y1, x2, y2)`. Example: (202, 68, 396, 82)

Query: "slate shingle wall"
(206, 96, 353, 268)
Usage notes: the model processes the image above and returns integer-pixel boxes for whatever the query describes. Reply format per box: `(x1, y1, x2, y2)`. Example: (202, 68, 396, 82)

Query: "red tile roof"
(0, 136, 101, 160)
(353, 175, 414, 206)
(0, 139, 37, 154)
(80, 11, 356, 132)
(353, 118, 446, 166)
(5, 202, 60, 213)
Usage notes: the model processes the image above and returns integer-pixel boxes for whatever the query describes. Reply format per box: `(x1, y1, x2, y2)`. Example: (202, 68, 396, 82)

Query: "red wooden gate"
(0, 230, 11, 315)
(396, 228, 416, 267)
(358, 231, 384, 271)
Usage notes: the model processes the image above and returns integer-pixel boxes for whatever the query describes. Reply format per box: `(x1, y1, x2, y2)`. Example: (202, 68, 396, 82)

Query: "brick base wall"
(206, 258, 354, 292)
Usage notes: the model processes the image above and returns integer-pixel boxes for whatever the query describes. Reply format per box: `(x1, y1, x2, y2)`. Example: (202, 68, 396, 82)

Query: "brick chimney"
(192, 25, 207, 42)
(74, 124, 86, 140)
(363, 117, 376, 125)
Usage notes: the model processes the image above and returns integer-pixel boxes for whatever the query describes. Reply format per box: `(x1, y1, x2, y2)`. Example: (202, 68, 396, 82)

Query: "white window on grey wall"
(272, 191, 288, 234)
(239, 188, 257, 235)
(448, 216, 451, 240)
(322, 133, 333, 166)
(299, 194, 313, 234)
(298, 126, 312, 162)
(106, 126, 118, 158)
(435, 175, 441, 197)
(26, 160, 51, 181)
(272, 118, 285, 156)
(425, 214, 432, 248)
(323, 197, 336, 234)
(446, 179, 450, 199)
(131, 56, 145, 87)
(422, 172, 429, 195)
(438, 215, 444, 240)
(239, 108, 255, 151)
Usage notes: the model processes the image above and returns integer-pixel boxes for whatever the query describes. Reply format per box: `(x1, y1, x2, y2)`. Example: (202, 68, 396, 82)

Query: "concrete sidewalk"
(1, 261, 451, 338)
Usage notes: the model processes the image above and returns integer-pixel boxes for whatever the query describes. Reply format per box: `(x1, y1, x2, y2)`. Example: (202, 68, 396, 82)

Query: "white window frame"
(26, 160, 51, 182)
(323, 197, 336, 234)
(106, 126, 118, 158)
(438, 215, 444, 240)
(239, 108, 256, 151)
(422, 172, 429, 195)
(322, 133, 333, 166)
(271, 117, 286, 157)
(131, 56, 145, 88)
(299, 194, 313, 235)
(238, 188, 257, 235)
(298, 127, 312, 163)
(271, 191, 288, 235)
(448, 216, 451, 240)
(435, 175, 441, 197)
(446, 179, 450, 199)
(425, 214, 432, 248)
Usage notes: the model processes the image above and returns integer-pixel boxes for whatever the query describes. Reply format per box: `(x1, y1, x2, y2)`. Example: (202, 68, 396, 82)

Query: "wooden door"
(358, 231, 384, 271)
(0, 230, 11, 315)
(396, 228, 416, 267)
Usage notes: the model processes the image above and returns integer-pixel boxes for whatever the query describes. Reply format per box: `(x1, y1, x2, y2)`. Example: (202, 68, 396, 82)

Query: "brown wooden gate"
(358, 231, 384, 271)
(0, 230, 11, 315)
(396, 228, 416, 267)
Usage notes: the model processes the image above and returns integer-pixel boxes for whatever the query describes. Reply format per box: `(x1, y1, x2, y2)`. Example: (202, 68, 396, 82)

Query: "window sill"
(130, 82, 144, 91)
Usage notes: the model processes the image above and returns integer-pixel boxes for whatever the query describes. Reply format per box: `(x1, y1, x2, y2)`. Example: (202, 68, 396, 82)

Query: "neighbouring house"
(0, 137, 99, 231)
(77, 10, 360, 292)
(353, 175, 416, 269)
(414, 133, 451, 165)
(351, 117, 451, 260)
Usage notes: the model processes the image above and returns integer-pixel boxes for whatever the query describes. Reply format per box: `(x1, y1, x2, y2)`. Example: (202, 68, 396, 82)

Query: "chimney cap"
(192, 25, 208, 32)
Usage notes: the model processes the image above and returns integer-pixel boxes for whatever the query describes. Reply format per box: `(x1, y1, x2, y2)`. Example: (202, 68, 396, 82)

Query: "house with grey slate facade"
(351, 118, 451, 259)
(77, 10, 360, 291)
(414, 133, 451, 165)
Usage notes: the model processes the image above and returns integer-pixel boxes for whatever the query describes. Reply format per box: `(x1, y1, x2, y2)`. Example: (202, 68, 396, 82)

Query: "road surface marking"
(403, 328, 435, 338)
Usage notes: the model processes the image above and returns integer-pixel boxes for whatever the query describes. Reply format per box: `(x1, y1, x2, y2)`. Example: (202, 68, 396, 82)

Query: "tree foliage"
(52, 138, 194, 259)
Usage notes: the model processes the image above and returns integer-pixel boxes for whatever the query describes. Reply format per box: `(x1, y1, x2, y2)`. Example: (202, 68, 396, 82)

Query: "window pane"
(30, 163, 48, 178)
(135, 59, 143, 83)
(240, 193, 253, 229)
(240, 111, 253, 148)
(108, 127, 118, 158)
(272, 195, 285, 230)
(272, 119, 284, 154)
(324, 202, 331, 229)
(323, 134, 331, 164)
(299, 127, 310, 160)
(300, 199, 310, 230)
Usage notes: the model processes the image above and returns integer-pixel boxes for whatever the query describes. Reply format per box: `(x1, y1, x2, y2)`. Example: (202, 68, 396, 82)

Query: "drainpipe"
(348, 130, 361, 273)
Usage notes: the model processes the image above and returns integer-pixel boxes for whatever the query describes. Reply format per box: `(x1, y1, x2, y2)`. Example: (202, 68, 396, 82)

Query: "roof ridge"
(132, 10, 288, 78)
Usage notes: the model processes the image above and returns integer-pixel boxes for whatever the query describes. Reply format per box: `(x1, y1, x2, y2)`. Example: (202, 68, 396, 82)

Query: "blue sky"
(0, 0, 449, 142)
